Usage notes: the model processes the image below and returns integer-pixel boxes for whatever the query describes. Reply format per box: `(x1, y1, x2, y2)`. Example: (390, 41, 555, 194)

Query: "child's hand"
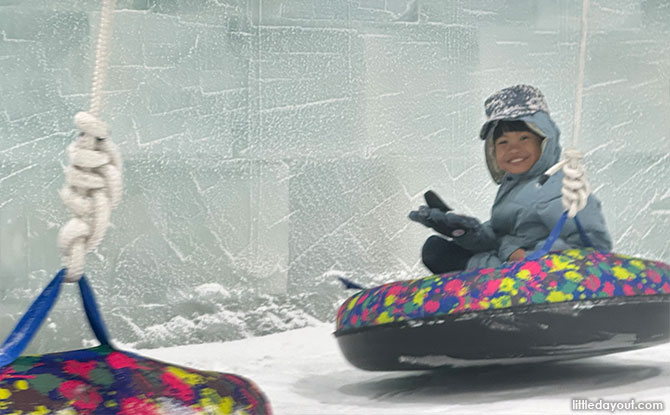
(408, 206, 480, 238)
(408, 205, 437, 225)
(508, 249, 526, 262)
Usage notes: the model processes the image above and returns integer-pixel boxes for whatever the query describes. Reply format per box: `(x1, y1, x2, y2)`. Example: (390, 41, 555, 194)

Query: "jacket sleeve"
(453, 220, 499, 253)
(536, 193, 613, 252)
(497, 234, 528, 262)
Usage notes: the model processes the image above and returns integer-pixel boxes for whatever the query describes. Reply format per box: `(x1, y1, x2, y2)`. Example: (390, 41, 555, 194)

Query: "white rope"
(543, 0, 591, 218)
(572, 0, 589, 150)
(58, 0, 121, 282)
(90, 0, 116, 119)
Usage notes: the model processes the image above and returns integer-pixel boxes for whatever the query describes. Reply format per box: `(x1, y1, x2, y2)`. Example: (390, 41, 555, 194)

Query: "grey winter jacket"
(453, 111, 613, 269)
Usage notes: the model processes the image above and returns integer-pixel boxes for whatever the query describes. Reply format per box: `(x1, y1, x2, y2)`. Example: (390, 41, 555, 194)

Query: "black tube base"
(335, 296, 670, 371)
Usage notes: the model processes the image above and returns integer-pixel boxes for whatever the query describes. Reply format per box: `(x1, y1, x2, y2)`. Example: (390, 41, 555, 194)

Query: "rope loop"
(543, 147, 590, 219)
(58, 111, 122, 282)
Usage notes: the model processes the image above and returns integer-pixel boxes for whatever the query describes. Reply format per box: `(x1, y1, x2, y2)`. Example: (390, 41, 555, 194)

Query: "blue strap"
(79, 276, 111, 345)
(0, 269, 111, 367)
(524, 211, 570, 262)
(510, 210, 596, 274)
(525, 211, 595, 261)
(574, 215, 594, 248)
(0, 269, 65, 367)
(337, 276, 365, 290)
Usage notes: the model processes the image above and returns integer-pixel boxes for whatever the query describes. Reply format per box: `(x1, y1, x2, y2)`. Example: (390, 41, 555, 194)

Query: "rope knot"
(561, 147, 590, 218)
(58, 112, 122, 282)
(542, 147, 591, 219)
(74, 111, 109, 139)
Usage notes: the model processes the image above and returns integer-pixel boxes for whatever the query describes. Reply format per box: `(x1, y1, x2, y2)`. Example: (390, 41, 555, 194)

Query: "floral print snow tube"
(0, 345, 271, 415)
(336, 249, 670, 332)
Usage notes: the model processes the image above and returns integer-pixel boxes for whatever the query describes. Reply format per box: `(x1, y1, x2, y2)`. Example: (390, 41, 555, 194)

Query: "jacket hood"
(478, 85, 561, 183)
(482, 112, 561, 183)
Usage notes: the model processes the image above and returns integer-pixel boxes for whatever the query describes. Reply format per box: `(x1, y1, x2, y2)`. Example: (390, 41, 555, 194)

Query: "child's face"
(494, 130, 543, 175)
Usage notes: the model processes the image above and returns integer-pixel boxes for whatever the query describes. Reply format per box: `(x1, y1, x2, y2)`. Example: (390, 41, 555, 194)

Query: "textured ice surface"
(1, 0, 669, 352)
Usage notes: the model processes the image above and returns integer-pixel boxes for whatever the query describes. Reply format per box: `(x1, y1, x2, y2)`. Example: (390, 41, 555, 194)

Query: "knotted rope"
(58, 0, 121, 282)
(542, 148, 590, 218)
(542, 0, 591, 218)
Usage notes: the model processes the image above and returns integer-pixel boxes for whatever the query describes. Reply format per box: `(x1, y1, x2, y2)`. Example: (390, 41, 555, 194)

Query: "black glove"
(408, 206, 481, 238)
(424, 190, 451, 212)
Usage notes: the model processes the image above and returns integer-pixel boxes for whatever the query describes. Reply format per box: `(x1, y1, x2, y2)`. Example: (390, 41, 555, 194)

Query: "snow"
(138, 323, 670, 415)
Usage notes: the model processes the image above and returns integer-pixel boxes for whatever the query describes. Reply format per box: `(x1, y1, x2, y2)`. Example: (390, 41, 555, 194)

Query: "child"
(409, 85, 612, 274)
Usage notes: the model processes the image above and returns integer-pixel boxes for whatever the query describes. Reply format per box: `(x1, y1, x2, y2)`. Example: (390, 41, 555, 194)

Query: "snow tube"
(0, 270, 272, 414)
(0, 346, 269, 414)
(336, 213, 670, 372)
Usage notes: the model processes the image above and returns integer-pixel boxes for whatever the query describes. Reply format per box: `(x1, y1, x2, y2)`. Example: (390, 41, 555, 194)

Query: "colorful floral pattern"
(336, 249, 670, 332)
(0, 345, 271, 414)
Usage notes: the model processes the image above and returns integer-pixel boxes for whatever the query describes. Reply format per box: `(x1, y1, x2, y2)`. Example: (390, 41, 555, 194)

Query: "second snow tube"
(335, 248, 670, 370)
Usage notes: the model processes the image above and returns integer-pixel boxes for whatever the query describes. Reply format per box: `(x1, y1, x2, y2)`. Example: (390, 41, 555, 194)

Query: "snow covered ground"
(139, 323, 670, 415)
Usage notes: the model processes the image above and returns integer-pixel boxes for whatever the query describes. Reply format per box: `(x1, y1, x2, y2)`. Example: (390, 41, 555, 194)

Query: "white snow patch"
(194, 283, 231, 299)
(139, 324, 670, 415)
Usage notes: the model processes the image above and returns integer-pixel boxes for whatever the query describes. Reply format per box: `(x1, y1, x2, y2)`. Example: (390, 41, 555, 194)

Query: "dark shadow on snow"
(297, 357, 666, 405)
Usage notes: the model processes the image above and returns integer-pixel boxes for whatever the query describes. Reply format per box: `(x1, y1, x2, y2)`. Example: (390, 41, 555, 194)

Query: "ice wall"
(1, 0, 669, 352)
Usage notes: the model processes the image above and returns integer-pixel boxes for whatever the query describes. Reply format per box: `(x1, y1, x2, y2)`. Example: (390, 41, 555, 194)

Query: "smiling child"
(409, 85, 612, 274)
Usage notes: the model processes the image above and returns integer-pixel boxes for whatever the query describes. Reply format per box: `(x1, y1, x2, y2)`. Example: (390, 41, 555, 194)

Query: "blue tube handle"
(0, 269, 110, 367)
